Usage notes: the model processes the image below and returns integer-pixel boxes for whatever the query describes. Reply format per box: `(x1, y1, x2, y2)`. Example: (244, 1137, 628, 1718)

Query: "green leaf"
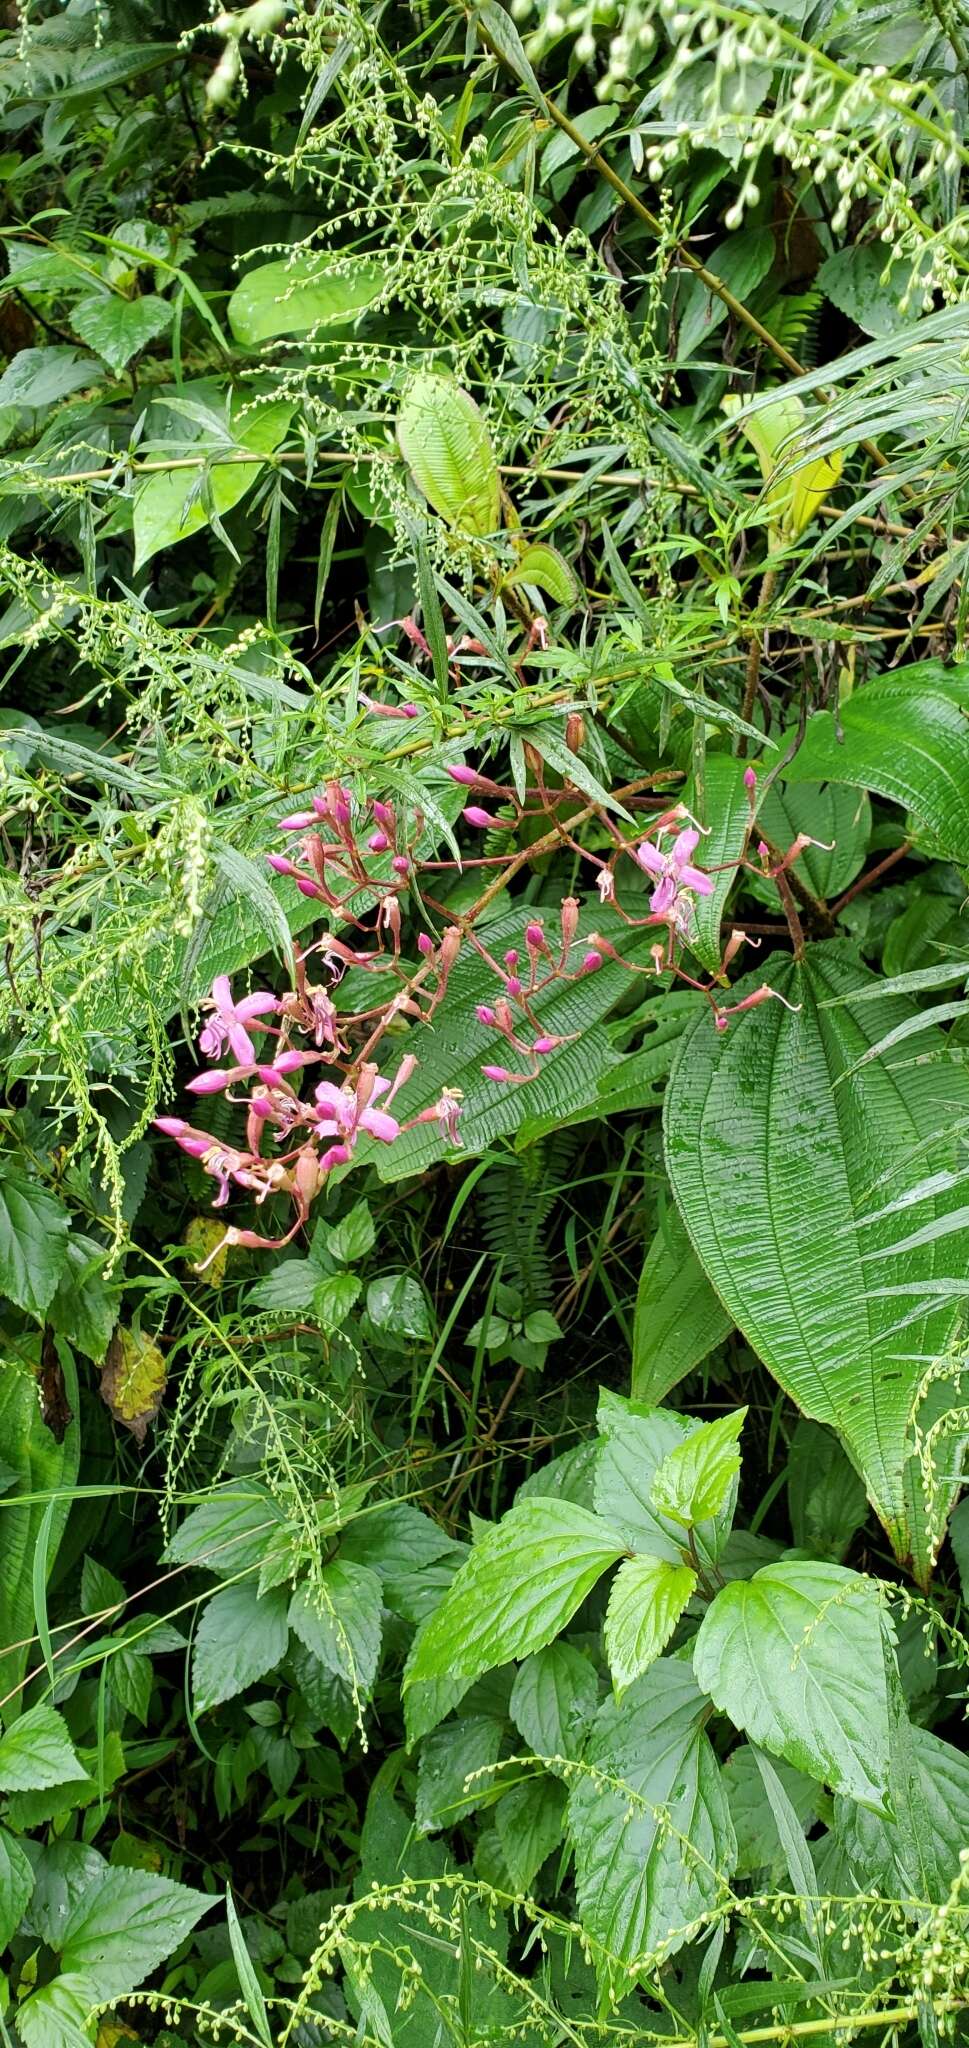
(323, 1199, 376, 1265)
(675, 227, 775, 363)
(787, 1420, 869, 1564)
(16, 1974, 94, 2048)
(0, 1822, 33, 1947)
(227, 252, 386, 345)
(397, 371, 500, 536)
(817, 242, 911, 340)
(415, 1713, 504, 1833)
(509, 1641, 599, 1770)
(504, 543, 576, 605)
(47, 1234, 119, 1363)
(288, 1562, 383, 1702)
(567, 1661, 736, 1976)
(950, 1495, 969, 1601)
(495, 1774, 566, 1891)
(133, 399, 293, 569)
(835, 1722, 969, 1904)
(723, 1744, 821, 1878)
(594, 1391, 733, 1568)
(0, 1168, 70, 1316)
(632, 1207, 732, 1403)
(226, 1885, 273, 2048)
(603, 1555, 696, 1701)
(754, 781, 871, 899)
(311, 1270, 361, 1332)
(778, 662, 969, 866)
(405, 1498, 624, 1690)
(164, 1481, 288, 1578)
(665, 941, 969, 1569)
(56, 1866, 211, 1993)
(693, 1560, 889, 1810)
(687, 752, 751, 973)
(192, 1582, 290, 1711)
(71, 292, 173, 372)
(0, 1348, 78, 1706)
(0, 346, 98, 408)
(650, 1408, 747, 1528)
(0, 1702, 82, 1791)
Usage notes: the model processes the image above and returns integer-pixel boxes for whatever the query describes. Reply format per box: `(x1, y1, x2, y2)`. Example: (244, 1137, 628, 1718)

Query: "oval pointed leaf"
(227, 253, 386, 345)
(404, 1497, 624, 1690)
(397, 372, 500, 535)
(664, 941, 969, 1566)
(567, 1661, 736, 1975)
(693, 1561, 889, 1810)
(604, 1555, 696, 1700)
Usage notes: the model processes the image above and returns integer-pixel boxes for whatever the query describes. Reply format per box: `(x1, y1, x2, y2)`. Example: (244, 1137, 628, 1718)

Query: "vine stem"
(662, 2001, 968, 2048)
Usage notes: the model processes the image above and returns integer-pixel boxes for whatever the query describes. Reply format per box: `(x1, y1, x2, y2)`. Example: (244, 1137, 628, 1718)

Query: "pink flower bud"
(582, 950, 603, 972)
(391, 855, 410, 876)
(401, 703, 420, 719)
(447, 764, 479, 785)
(504, 949, 519, 968)
(278, 810, 318, 831)
(368, 831, 390, 853)
(533, 1036, 556, 1055)
(524, 924, 544, 950)
(297, 878, 322, 898)
(186, 1069, 234, 1094)
(266, 852, 298, 874)
(463, 805, 498, 829)
(319, 1142, 352, 1173)
(482, 1064, 513, 1083)
(476, 1005, 496, 1025)
(417, 933, 434, 956)
(372, 801, 394, 829)
(743, 767, 757, 793)
(715, 1013, 729, 1032)
(504, 975, 522, 997)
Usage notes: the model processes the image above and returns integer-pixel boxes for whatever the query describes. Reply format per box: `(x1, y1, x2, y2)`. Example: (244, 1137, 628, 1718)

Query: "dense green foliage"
(1, 0, 969, 2042)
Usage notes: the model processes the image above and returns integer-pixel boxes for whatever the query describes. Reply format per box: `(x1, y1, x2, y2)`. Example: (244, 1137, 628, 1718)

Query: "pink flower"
(199, 975, 278, 1065)
(636, 828, 713, 917)
(311, 1070, 401, 1146)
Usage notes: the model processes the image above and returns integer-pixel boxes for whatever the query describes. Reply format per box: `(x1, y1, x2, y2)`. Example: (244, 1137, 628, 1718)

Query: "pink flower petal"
(635, 841, 666, 877)
(360, 1107, 400, 1143)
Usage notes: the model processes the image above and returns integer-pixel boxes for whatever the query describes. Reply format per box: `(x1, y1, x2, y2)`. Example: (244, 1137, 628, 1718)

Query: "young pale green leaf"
(404, 1498, 625, 1690)
(396, 372, 500, 536)
(0, 1168, 70, 1318)
(504, 543, 576, 605)
(632, 1207, 732, 1404)
(665, 940, 969, 1571)
(0, 1823, 33, 1948)
(495, 1775, 566, 1891)
(192, 1582, 290, 1712)
(650, 1409, 747, 1529)
(778, 661, 969, 866)
(693, 1560, 889, 1810)
(227, 252, 386, 345)
(594, 1391, 733, 1568)
(288, 1562, 383, 1702)
(603, 1555, 696, 1700)
(567, 1661, 736, 1977)
(723, 391, 842, 539)
(0, 1703, 82, 1792)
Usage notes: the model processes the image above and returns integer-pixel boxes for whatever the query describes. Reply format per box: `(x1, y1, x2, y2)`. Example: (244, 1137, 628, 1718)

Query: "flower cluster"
(157, 757, 808, 1259)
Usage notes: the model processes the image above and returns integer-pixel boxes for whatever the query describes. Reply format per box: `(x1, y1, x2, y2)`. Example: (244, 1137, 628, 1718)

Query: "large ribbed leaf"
(397, 373, 500, 535)
(779, 662, 969, 866)
(664, 941, 969, 1577)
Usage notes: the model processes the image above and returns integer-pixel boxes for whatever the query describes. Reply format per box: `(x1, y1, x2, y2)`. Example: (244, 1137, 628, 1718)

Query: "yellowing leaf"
(723, 391, 842, 541)
(397, 372, 500, 536)
(100, 1328, 166, 1443)
(184, 1216, 230, 1284)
